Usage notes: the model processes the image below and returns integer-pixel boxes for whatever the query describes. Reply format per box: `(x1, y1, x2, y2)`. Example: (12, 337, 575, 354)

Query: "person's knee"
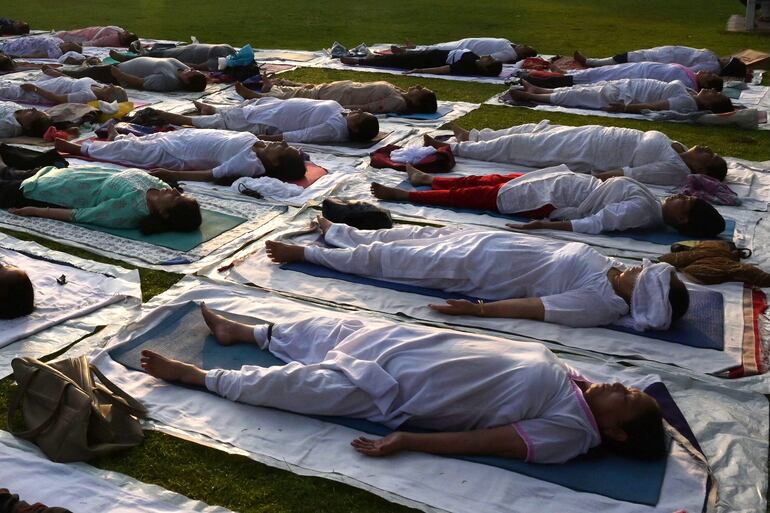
(346, 111, 380, 142)
(0, 266, 34, 319)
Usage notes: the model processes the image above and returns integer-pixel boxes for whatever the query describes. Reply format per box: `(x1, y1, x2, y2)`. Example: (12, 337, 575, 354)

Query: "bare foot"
(449, 121, 469, 142)
(423, 134, 450, 150)
(107, 122, 118, 141)
(200, 303, 255, 346)
(506, 88, 532, 102)
(521, 79, 539, 93)
(265, 240, 306, 263)
(316, 215, 333, 235)
(193, 100, 215, 114)
(235, 81, 260, 99)
(405, 164, 433, 186)
(371, 182, 410, 201)
(140, 350, 206, 386)
(573, 50, 587, 67)
(54, 138, 81, 155)
(390, 45, 406, 54)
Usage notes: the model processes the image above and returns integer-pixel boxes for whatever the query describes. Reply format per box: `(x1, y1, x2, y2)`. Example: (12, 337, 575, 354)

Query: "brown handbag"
(7, 355, 147, 463)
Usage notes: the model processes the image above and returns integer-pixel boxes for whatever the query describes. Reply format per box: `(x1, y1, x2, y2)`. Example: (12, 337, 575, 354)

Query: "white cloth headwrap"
(390, 146, 437, 164)
(0, 100, 23, 138)
(630, 259, 675, 331)
(230, 176, 304, 199)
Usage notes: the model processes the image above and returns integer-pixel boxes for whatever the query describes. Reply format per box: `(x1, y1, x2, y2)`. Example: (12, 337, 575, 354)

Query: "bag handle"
(7, 369, 72, 439)
(89, 364, 147, 417)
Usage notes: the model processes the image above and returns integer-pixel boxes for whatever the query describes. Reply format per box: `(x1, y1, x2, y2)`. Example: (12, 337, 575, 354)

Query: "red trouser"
(408, 172, 555, 218)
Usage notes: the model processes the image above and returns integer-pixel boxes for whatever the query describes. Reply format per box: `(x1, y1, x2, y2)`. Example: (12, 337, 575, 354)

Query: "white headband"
(630, 259, 675, 331)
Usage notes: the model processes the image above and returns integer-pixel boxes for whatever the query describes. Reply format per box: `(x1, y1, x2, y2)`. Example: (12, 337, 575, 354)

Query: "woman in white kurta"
(265, 221, 690, 331)
(55, 128, 308, 182)
(0, 76, 127, 104)
(445, 122, 727, 186)
(505, 78, 734, 115)
(371, 164, 726, 238)
(151, 97, 379, 143)
(411, 37, 536, 63)
(140, 304, 667, 463)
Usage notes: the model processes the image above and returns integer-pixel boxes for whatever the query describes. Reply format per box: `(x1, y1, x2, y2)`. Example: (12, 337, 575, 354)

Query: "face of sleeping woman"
(0, 264, 34, 319)
(148, 188, 192, 217)
(583, 382, 660, 443)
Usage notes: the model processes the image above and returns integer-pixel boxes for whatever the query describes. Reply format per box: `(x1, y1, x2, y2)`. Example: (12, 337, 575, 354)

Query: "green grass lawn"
(2, 1, 769, 512)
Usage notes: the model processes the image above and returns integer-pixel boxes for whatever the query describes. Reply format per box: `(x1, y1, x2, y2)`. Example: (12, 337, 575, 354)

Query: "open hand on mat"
(428, 299, 482, 316)
(351, 432, 405, 457)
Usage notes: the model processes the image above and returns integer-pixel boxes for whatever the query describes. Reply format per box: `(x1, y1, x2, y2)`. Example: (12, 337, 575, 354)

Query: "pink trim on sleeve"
(511, 422, 535, 462)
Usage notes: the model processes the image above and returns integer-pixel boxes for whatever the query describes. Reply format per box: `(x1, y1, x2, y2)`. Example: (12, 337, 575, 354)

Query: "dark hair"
(183, 72, 207, 92)
(139, 195, 202, 234)
(25, 113, 52, 138)
(410, 89, 438, 114)
(348, 113, 379, 142)
(705, 94, 734, 114)
(703, 156, 727, 181)
(18, 22, 30, 34)
(668, 274, 690, 322)
(0, 269, 34, 319)
(701, 74, 723, 92)
(604, 401, 667, 460)
(121, 32, 139, 46)
(721, 57, 746, 77)
(677, 198, 726, 238)
(477, 59, 503, 76)
(0, 54, 14, 71)
(516, 45, 538, 60)
(264, 150, 307, 181)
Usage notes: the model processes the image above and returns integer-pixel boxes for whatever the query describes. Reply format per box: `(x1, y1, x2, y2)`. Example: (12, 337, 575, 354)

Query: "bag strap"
(7, 370, 72, 439)
(89, 364, 147, 417)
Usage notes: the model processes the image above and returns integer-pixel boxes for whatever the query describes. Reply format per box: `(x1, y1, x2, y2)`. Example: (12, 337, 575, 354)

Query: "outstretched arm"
(149, 168, 215, 182)
(352, 425, 527, 459)
(603, 100, 670, 113)
(110, 67, 145, 89)
(405, 65, 451, 75)
(428, 297, 545, 321)
(41, 65, 66, 77)
(20, 83, 67, 104)
(505, 220, 573, 232)
(8, 206, 74, 222)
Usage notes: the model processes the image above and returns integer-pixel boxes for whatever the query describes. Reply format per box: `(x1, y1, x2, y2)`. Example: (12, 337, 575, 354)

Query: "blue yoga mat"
(76, 209, 246, 252)
(397, 181, 736, 245)
(281, 261, 725, 350)
(109, 301, 675, 506)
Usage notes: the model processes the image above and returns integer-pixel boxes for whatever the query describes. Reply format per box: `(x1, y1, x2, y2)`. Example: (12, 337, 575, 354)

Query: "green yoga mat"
(77, 209, 246, 252)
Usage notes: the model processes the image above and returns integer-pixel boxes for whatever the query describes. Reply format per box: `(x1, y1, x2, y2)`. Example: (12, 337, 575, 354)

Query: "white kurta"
(569, 62, 699, 89)
(496, 166, 664, 233)
(628, 45, 721, 73)
(192, 97, 349, 143)
(83, 128, 265, 179)
(0, 76, 98, 104)
(205, 317, 601, 463)
(550, 78, 698, 113)
(453, 123, 691, 186)
(423, 37, 517, 62)
(304, 224, 629, 327)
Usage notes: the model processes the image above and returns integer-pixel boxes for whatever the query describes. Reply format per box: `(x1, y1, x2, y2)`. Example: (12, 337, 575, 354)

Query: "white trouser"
(550, 83, 620, 109)
(83, 133, 186, 169)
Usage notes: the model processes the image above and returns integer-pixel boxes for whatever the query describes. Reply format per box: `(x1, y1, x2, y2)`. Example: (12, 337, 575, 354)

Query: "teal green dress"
(22, 166, 170, 228)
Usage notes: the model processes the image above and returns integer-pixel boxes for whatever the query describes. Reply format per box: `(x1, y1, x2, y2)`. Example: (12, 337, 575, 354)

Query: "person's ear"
(603, 426, 628, 443)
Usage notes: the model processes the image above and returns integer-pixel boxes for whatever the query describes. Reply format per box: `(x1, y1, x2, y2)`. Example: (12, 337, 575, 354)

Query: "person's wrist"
(393, 432, 409, 451)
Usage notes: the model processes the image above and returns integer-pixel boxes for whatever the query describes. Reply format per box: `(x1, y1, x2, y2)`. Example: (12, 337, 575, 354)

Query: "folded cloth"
(231, 176, 304, 199)
(370, 144, 455, 173)
(680, 174, 740, 206)
(626, 260, 675, 331)
(390, 146, 437, 164)
(57, 51, 86, 64)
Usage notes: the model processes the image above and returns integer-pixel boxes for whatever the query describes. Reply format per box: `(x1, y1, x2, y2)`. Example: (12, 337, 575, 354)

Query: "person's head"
(720, 57, 747, 78)
(257, 141, 307, 181)
(668, 273, 690, 322)
(475, 56, 503, 76)
(0, 265, 34, 319)
(119, 30, 139, 46)
(15, 109, 52, 137)
(178, 70, 207, 92)
(661, 194, 726, 237)
(584, 382, 667, 460)
(59, 41, 82, 54)
(93, 84, 129, 103)
(681, 144, 727, 180)
(0, 53, 16, 71)
(513, 44, 537, 61)
(695, 71, 723, 92)
(141, 188, 202, 235)
(403, 85, 437, 114)
(693, 88, 734, 114)
(346, 110, 379, 142)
